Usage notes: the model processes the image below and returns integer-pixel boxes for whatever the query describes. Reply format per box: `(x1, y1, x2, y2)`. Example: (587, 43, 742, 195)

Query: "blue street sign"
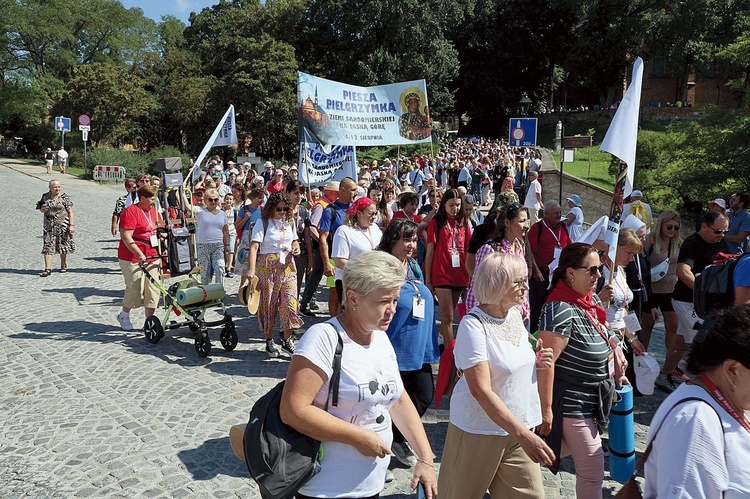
(508, 118, 538, 147)
(54, 116, 71, 133)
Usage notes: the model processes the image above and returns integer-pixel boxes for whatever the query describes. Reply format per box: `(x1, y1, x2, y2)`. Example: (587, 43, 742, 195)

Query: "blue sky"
(120, 0, 218, 23)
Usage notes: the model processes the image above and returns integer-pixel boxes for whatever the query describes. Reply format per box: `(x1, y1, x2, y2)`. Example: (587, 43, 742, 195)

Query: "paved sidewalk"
(0, 158, 670, 498)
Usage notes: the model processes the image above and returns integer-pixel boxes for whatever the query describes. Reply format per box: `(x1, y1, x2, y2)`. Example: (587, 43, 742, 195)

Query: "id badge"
(607, 352, 615, 378)
(553, 246, 562, 259)
(451, 251, 461, 268)
(412, 296, 425, 320)
(622, 312, 642, 333)
(149, 234, 158, 247)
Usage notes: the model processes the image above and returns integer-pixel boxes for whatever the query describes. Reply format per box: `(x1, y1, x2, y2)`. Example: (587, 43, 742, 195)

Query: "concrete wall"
(538, 148, 613, 226)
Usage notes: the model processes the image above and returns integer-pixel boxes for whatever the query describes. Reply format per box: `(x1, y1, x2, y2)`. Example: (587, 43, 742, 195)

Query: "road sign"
(562, 136, 593, 148)
(508, 118, 537, 147)
(79, 125, 91, 132)
(78, 114, 91, 126)
(82, 130, 89, 142)
(54, 116, 71, 133)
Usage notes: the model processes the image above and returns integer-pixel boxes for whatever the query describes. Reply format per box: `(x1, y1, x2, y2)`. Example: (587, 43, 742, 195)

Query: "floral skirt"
(256, 253, 303, 334)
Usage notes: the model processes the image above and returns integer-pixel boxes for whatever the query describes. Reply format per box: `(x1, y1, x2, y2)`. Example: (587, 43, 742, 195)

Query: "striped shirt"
(539, 299, 612, 418)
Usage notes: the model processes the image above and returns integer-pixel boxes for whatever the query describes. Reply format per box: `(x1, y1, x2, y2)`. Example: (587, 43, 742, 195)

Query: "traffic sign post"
(508, 118, 538, 147)
(55, 116, 71, 148)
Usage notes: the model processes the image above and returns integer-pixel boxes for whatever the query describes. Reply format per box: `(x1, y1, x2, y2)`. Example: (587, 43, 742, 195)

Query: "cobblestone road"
(0, 158, 670, 498)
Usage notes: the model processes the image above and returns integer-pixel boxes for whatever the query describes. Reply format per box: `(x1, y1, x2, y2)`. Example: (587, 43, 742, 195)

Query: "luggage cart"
(140, 158, 237, 358)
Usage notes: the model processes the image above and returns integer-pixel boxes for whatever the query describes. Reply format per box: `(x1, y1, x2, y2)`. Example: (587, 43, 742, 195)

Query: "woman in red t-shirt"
(266, 170, 285, 194)
(424, 188, 471, 346)
(116, 184, 161, 332)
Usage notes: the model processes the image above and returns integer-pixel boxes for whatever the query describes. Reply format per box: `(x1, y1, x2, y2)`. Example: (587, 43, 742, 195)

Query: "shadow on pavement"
(44, 286, 122, 304)
(177, 436, 249, 481)
(83, 255, 118, 263)
(0, 268, 46, 276)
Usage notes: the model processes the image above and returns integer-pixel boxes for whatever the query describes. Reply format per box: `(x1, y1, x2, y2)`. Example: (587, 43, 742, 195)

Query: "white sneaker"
(117, 312, 134, 331)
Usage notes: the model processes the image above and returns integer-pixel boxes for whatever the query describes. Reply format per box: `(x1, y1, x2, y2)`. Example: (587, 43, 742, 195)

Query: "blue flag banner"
(298, 72, 432, 146)
(298, 129, 358, 186)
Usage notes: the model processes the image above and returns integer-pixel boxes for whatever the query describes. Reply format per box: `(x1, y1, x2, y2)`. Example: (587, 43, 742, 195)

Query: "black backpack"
(243, 327, 343, 499)
(694, 252, 749, 319)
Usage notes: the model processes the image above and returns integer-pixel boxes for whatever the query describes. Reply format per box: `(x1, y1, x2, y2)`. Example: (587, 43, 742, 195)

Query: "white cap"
(621, 214, 646, 232)
(630, 190, 644, 199)
(712, 198, 727, 209)
(264, 161, 273, 169)
(634, 354, 660, 395)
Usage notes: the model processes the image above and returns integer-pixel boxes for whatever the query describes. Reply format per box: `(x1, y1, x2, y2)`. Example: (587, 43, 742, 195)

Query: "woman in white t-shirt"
(438, 252, 554, 499)
(332, 197, 383, 305)
(246, 191, 302, 358)
(194, 188, 229, 285)
(598, 228, 647, 355)
(280, 252, 438, 498)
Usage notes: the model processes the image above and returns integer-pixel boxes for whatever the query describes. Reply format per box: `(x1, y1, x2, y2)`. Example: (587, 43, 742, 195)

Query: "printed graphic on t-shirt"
(351, 367, 399, 431)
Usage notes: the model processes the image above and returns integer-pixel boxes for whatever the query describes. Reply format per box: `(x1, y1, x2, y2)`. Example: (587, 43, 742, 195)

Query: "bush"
(87, 147, 150, 177)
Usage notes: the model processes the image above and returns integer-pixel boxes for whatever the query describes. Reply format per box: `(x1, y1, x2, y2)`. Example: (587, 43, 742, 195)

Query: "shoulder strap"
(407, 258, 421, 280)
(466, 311, 489, 337)
(323, 323, 345, 409)
(634, 396, 724, 474)
(261, 217, 269, 238)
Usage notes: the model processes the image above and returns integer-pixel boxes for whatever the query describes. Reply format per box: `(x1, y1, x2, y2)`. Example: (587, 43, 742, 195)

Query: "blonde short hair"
(204, 188, 219, 200)
(618, 227, 643, 253)
(473, 252, 527, 305)
(342, 252, 405, 308)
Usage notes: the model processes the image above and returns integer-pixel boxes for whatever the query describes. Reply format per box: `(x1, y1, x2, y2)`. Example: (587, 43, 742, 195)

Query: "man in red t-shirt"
(528, 200, 571, 330)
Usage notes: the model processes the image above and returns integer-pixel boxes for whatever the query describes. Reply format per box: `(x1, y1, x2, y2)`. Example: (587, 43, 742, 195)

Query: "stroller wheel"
(195, 332, 211, 357)
(144, 315, 164, 344)
(220, 323, 238, 351)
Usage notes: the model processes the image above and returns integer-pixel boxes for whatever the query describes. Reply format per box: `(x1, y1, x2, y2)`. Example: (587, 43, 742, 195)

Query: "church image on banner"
(299, 87, 333, 144)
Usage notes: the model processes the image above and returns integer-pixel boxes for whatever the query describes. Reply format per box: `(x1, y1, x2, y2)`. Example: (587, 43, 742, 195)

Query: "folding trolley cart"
(140, 158, 237, 358)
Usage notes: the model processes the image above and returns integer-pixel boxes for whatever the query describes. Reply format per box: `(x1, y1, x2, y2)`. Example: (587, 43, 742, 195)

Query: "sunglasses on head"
(275, 207, 290, 212)
(576, 265, 603, 276)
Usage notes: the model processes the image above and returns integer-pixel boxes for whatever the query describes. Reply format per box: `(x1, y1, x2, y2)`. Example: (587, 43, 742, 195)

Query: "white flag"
(600, 58, 644, 198)
(189, 105, 238, 183)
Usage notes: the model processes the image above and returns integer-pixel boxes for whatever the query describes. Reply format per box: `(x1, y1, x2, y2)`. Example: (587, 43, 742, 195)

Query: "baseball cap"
(630, 190, 644, 198)
(634, 354, 660, 395)
(712, 198, 727, 209)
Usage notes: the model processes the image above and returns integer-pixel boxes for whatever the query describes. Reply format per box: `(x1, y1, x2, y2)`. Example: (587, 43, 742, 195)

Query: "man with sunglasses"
(672, 210, 729, 347)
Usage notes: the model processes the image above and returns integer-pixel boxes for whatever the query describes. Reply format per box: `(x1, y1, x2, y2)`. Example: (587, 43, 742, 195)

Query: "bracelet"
(416, 457, 434, 466)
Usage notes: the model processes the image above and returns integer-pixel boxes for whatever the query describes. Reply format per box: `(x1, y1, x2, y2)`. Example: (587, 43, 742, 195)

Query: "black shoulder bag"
(243, 325, 344, 499)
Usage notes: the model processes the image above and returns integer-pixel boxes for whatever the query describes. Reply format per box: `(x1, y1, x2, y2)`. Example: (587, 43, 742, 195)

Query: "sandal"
(40, 269, 51, 277)
(60, 266, 67, 273)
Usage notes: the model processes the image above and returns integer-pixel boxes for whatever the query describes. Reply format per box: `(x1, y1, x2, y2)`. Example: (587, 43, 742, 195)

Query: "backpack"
(694, 252, 749, 319)
(243, 327, 343, 499)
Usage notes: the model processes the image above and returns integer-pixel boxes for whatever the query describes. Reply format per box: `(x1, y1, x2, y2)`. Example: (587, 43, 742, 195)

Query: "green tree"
(56, 63, 157, 146)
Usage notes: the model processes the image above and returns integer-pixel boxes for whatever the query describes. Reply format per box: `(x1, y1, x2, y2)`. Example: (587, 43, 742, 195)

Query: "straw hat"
(238, 276, 260, 314)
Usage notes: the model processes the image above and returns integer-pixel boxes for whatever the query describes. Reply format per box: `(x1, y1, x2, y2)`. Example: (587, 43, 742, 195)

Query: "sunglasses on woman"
(206, 198, 220, 202)
(665, 224, 680, 231)
(576, 265, 603, 276)
(275, 207, 290, 212)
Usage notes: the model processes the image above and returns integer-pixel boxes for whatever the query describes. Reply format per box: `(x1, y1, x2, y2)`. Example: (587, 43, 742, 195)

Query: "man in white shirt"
(524, 171, 543, 224)
(57, 147, 68, 174)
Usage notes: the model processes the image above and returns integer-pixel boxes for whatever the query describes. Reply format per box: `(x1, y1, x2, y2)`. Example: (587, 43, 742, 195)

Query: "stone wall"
(538, 148, 613, 225)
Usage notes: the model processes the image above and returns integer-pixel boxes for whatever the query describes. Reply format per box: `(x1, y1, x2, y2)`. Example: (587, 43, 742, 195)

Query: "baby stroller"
(140, 158, 237, 357)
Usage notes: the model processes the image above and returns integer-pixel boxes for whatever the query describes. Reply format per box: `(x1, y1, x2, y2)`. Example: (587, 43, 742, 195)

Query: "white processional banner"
(298, 72, 432, 147)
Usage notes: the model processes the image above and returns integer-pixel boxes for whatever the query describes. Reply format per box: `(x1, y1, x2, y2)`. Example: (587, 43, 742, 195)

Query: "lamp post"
(518, 94, 533, 116)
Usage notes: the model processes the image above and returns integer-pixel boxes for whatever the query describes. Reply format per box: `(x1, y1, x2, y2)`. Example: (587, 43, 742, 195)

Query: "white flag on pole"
(600, 57, 644, 198)
(190, 105, 238, 183)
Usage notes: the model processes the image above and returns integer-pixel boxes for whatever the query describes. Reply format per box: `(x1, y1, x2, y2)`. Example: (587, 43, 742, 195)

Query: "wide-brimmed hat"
(238, 276, 260, 314)
(323, 180, 340, 191)
(264, 161, 273, 169)
(566, 194, 582, 207)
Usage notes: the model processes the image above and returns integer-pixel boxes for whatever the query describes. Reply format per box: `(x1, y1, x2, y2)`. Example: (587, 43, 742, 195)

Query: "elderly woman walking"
(37, 179, 75, 276)
(280, 251, 438, 498)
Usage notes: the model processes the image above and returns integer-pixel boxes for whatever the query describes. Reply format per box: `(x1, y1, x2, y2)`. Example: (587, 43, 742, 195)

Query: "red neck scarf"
(545, 280, 607, 324)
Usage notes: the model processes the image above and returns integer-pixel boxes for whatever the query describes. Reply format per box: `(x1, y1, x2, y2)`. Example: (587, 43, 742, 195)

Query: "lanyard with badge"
(542, 219, 562, 259)
(406, 265, 425, 320)
(448, 220, 461, 268)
